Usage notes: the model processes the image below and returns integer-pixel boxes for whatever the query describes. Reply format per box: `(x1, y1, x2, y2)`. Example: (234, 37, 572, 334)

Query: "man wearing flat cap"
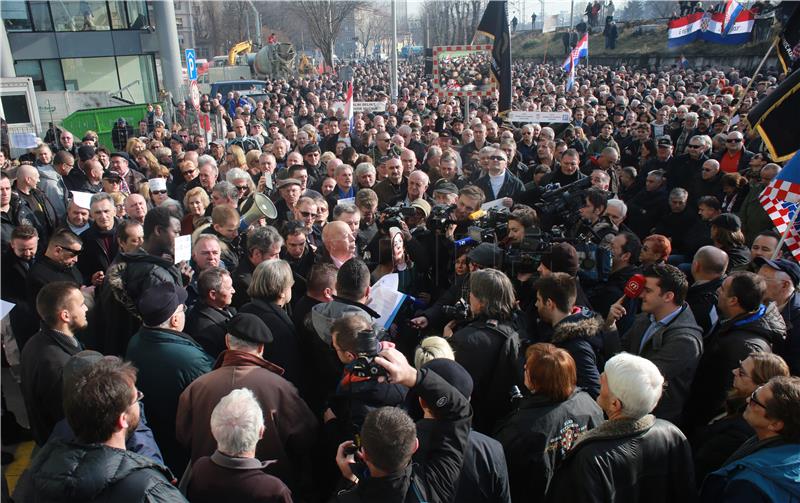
(176, 313, 317, 498)
(109, 151, 145, 195)
(126, 282, 214, 476)
(756, 257, 800, 374)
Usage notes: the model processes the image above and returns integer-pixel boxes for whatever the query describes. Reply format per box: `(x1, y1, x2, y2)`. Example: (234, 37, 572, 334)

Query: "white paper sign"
(508, 111, 572, 123)
(0, 300, 15, 320)
(336, 197, 355, 206)
(10, 133, 39, 149)
(352, 101, 387, 113)
(174, 235, 192, 264)
(70, 191, 94, 210)
(481, 198, 507, 211)
(373, 272, 399, 291)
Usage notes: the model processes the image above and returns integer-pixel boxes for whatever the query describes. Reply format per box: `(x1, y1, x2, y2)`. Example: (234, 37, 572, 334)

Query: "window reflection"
(51, 1, 110, 31)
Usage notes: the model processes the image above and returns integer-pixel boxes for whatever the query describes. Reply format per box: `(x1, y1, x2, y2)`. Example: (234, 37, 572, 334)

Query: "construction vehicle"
(228, 40, 253, 66)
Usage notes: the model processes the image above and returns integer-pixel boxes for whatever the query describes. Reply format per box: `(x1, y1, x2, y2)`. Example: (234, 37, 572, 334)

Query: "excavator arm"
(228, 41, 253, 66)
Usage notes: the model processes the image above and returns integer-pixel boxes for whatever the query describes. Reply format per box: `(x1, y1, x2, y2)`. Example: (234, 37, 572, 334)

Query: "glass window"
(42, 60, 66, 90)
(61, 57, 118, 92)
(108, 0, 127, 29)
(30, 1, 53, 31)
(2, 0, 32, 31)
(1, 95, 32, 124)
(51, 1, 110, 32)
(14, 61, 44, 91)
(116, 55, 157, 104)
(126, 0, 148, 29)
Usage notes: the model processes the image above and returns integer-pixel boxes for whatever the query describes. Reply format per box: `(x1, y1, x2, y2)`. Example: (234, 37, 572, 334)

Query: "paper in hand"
(173, 235, 192, 264)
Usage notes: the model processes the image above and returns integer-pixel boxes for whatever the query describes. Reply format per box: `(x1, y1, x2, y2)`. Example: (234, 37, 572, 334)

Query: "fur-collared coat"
(551, 308, 605, 398)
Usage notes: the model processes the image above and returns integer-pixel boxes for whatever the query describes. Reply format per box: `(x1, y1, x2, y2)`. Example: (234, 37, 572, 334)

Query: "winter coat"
(13, 441, 185, 503)
(619, 304, 703, 426)
(775, 291, 800, 375)
(722, 244, 751, 273)
(333, 369, 472, 503)
(37, 164, 69, 221)
(739, 182, 773, 245)
(76, 221, 120, 285)
(1, 194, 36, 250)
(625, 187, 669, 239)
(692, 403, 752, 485)
(687, 303, 785, 429)
(653, 209, 700, 253)
(125, 326, 214, 475)
(686, 277, 724, 337)
(99, 249, 182, 355)
(416, 423, 511, 503)
(546, 415, 697, 503)
(451, 317, 522, 434)
(551, 309, 605, 398)
(185, 451, 292, 503)
(27, 256, 83, 304)
(474, 170, 525, 202)
(183, 301, 235, 359)
(176, 350, 317, 495)
(494, 390, 604, 502)
(239, 298, 304, 392)
(20, 328, 83, 446)
(586, 135, 620, 157)
(701, 437, 800, 502)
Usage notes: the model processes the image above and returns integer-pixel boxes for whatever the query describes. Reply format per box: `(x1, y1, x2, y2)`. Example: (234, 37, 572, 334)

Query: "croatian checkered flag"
(759, 151, 800, 261)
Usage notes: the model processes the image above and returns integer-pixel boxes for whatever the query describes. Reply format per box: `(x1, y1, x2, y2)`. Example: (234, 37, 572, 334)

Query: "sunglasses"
(235, 186, 248, 191)
(151, 190, 167, 195)
(687, 144, 703, 149)
(299, 211, 317, 218)
(726, 139, 742, 143)
(58, 245, 82, 256)
(489, 155, 507, 161)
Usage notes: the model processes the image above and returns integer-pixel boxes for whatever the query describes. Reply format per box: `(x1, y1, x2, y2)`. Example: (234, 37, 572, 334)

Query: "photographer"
(572, 187, 618, 246)
(443, 269, 521, 434)
(333, 348, 472, 503)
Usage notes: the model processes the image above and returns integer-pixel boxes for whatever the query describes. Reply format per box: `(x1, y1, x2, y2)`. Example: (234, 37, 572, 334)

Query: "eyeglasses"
(235, 186, 248, 192)
(130, 389, 144, 407)
(299, 211, 317, 218)
(57, 245, 82, 256)
(748, 387, 767, 410)
(489, 155, 507, 162)
(151, 190, 167, 195)
(687, 144, 703, 149)
(726, 138, 742, 143)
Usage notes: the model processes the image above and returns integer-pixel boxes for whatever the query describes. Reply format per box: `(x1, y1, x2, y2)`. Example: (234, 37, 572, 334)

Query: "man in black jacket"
(16, 355, 184, 502)
(27, 228, 84, 304)
(20, 282, 87, 446)
(546, 353, 696, 502)
(686, 246, 728, 336)
(77, 192, 119, 287)
(184, 267, 235, 358)
(334, 347, 472, 503)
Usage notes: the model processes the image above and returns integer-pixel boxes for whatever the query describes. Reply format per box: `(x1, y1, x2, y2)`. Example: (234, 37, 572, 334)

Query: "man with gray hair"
(185, 388, 292, 502)
(232, 225, 283, 308)
(77, 192, 119, 287)
(547, 353, 696, 501)
(184, 266, 235, 359)
(211, 181, 239, 209)
(177, 313, 317, 499)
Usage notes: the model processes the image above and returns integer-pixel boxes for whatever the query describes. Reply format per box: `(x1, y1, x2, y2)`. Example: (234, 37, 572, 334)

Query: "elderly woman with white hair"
(546, 353, 697, 502)
(184, 388, 292, 502)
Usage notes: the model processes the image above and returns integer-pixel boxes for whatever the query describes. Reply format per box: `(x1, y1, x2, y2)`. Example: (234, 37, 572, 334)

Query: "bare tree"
(289, 0, 365, 68)
(356, 5, 391, 58)
(420, 0, 485, 47)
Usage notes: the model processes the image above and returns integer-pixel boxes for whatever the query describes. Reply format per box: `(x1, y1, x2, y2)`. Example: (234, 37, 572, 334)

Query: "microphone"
(468, 209, 487, 221)
(623, 274, 646, 299)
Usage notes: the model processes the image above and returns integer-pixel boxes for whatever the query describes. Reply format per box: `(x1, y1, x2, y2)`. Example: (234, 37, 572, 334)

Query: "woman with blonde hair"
(134, 150, 162, 178)
(125, 137, 147, 158)
(414, 336, 455, 369)
(182, 186, 211, 234)
(221, 145, 246, 176)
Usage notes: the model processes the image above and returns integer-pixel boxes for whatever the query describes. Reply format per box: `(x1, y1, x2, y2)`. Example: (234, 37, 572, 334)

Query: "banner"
(508, 111, 571, 123)
(667, 9, 754, 48)
(776, 3, 800, 74)
(747, 68, 800, 162)
(542, 14, 558, 33)
(475, 0, 512, 116)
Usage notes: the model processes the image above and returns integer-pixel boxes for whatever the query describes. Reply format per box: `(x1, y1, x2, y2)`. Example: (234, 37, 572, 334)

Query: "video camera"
(349, 328, 389, 379)
(427, 203, 457, 232)
(441, 298, 471, 321)
(377, 205, 418, 232)
(534, 177, 593, 228)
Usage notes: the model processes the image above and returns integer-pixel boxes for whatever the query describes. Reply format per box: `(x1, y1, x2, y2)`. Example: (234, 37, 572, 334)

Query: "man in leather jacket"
(546, 353, 697, 502)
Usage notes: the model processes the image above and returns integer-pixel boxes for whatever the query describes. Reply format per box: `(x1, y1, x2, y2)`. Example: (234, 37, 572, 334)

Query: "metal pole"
(153, 0, 185, 103)
(728, 38, 777, 126)
(391, 0, 399, 103)
(570, 0, 574, 29)
(464, 97, 470, 123)
(0, 23, 15, 78)
(247, 1, 261, 45)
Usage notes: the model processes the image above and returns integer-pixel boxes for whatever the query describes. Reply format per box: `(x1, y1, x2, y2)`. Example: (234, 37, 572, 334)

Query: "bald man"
(321, 220, 356, 268)
(687, 245, 729, 335)
(16, 164, 59, 246)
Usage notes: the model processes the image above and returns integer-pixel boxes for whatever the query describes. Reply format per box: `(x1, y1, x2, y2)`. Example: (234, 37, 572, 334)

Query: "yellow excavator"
(228, 41, 253, 66)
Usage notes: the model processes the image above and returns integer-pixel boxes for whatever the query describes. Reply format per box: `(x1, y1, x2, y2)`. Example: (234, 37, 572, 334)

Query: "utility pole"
(390, 0, 398, 103)
(570, 0, 574, 29)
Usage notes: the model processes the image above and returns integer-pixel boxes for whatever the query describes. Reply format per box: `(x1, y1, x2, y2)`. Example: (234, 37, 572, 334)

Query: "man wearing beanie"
(126, 282, 214, 476)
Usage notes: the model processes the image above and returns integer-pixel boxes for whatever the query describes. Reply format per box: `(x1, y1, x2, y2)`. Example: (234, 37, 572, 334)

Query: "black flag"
(475, 0, 512, 116)
(747, 68, 800, 162)
(776, 3, 800, 75)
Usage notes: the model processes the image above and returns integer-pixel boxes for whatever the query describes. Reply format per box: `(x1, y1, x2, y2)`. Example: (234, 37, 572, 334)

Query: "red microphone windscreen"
(624, 274, 646, 299)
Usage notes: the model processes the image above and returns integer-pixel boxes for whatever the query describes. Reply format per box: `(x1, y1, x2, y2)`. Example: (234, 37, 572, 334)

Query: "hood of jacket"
(310, 297, 378, 345)
(29, 441, 173, 502)
(552, 307, 604, 344)
(721, 303, 786, 344)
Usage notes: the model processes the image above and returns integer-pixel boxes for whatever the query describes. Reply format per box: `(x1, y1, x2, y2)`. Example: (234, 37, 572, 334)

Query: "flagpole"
(772, 207, 799, 260)
(730, 38, 777, 127)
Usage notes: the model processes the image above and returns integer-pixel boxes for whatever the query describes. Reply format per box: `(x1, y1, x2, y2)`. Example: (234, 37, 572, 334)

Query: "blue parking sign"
(185, 49, 197, 81)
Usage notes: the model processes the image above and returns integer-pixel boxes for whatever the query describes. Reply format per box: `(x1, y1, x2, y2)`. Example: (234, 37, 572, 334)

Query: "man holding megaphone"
(603, 263, 703, 428)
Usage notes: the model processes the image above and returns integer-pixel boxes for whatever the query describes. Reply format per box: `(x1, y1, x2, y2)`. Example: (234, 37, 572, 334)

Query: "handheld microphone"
(623, 274, 646, 299)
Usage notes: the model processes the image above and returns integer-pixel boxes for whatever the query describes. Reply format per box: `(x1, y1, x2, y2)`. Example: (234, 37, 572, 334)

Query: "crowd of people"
(2, 53, 800, 503)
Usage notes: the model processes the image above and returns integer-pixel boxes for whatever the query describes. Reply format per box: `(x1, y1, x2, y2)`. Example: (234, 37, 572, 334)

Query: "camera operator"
(325, 315, 407, 434)
(571, 187, 618, 247)
(442, 269, 522, 434)
(410, 242, 503, 332)
(333, 348, 472, 503)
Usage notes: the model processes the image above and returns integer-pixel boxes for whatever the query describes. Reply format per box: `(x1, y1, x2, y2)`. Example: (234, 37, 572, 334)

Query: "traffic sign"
(185, 49, 197, 81)
(189, 81, 200, 110)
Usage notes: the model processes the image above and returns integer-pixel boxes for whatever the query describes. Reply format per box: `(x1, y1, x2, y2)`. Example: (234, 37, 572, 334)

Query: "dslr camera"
(349, 328, 389, 379)
(441, 298, 471, 321)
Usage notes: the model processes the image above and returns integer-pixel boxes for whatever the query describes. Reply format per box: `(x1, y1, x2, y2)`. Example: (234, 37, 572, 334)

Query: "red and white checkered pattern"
(759, 181, 800, 260)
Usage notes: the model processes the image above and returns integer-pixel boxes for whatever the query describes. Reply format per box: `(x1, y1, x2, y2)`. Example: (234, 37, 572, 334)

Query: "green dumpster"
(60, 103, 162, 151)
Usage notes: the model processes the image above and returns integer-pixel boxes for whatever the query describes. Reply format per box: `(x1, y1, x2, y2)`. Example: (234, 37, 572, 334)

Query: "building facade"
(2, 0, 159, 104)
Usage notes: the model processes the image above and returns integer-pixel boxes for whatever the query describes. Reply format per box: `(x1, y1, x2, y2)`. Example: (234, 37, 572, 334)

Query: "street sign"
(185, 48, 197, 81)
(189, 80, 200, 110)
